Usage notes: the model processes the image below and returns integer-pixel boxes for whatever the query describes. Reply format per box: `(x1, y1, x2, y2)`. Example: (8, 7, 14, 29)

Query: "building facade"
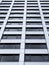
(0, 0, 49, 65)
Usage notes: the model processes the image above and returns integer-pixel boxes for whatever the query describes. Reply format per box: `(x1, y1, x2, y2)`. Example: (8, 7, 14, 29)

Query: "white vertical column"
(19, 0, 27, 65)
(0, 0, 15, 41)
(38, 0, 49, 52)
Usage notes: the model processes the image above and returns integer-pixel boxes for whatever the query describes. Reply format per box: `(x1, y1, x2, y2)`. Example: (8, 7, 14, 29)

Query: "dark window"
(2, 1, 12, 2)
(0, 54, 19, 62)
(0, 3, 11, 5)
(42, 9, 49, 11)
(7, 22, 23, 25)
(46, 22, 49, 25)
(43, 12, 49, 15)
(14, 2, 24, 5)
(26, 27, 43, 31)
(25, 43, 47, 49)
(5, 27, 22, 31)
(26, 22, 42, 25)
(11, 9, 24, 11)
(8, 17, 23, 19)
(47, 27, 49, 31)
(25, 54, 49, 62)
(26, 34, 45, 39)
(13, 5, 24, 7)
(2, 34, 21, 39)
(0, 12, 7, 15)
(41, 6, 49, 7)
(44, 17, 49, 20)
(27, 12, 40, 15)
(0, 6, 10, 7)
(0, 43, 20, 49)
(0, 9, 9, 11)
(27, 17, 41, 19)
(0, 17, 5, 19)
(27, 6, 38, 7)
(27, 3, 38, 5)
(10, 12, 24, 15)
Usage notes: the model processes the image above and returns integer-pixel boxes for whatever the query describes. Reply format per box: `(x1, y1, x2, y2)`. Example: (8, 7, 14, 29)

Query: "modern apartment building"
(0, 0, 49, 65)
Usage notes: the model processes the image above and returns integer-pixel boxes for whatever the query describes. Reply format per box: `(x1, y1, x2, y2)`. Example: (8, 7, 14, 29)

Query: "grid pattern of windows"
(0, 0, 49, 65)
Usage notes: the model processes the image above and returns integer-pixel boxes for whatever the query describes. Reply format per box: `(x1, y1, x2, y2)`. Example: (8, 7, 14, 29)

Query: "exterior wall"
(0, 0, 49, 65)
